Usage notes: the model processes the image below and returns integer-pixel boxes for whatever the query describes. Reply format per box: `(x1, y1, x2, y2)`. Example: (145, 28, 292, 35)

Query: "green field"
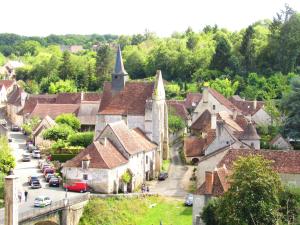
(79, 196, 192, 225)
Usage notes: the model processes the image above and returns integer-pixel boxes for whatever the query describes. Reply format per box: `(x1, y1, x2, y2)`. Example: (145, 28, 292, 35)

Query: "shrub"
(121, 171, 132, 184)
(168, 114, 185, 133)
(55, 113, 81, 131)
(0, 136, 16, 174)
(67, 132, 94, 147)
(43, 124, 74, 141)
(21, 117, 41, 136)
(50, 154, 77, 162)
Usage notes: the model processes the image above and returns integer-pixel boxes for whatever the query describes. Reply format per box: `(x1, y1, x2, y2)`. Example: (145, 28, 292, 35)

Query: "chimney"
(211, 113, 216, 129)
(203, 86, 208, 103)
(99, 137, 107, 146)
(253, 99, 257, 109)
(216, 120, 224, 137)
(233, 109, 237, 120)
(81, 91, 84, 101)
(205, 171, 214, 194)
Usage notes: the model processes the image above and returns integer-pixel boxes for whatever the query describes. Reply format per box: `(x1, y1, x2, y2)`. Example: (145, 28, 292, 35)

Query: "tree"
(240, 25, 255, 73)
(55, 113, 81, 131)
(123, 46, 146, 79)
(209, 78, 239, 97)
(43, 124, 75, 141)
(282, 76, 300, 139)
(96, 44, 114, 85)
(67, 132, 93, 147)
(210, 35, 232, 71)
(0, 136, 16, 174)
(59, 51, 75, 80)
(48, 80, 77, 94)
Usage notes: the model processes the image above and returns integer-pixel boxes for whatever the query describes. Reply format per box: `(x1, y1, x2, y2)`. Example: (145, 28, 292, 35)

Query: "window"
(114, 75, 118, 79)
(146, 156, 148, 164)
(213, 105, 216, 110)
(251, 143, 254, 148)
(83, 174, 88, 180)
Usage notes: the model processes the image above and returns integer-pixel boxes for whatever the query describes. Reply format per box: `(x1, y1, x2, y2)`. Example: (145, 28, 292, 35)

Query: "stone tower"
(5, 174, 18, 225)
(111, 45, 128, 92)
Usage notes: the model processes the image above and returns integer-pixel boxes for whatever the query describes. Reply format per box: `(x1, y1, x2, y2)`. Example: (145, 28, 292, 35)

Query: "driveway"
(148, 141, 190, 198)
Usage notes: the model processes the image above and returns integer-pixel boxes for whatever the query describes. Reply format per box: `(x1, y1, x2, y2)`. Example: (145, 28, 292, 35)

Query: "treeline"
(0, 5, 300, 101)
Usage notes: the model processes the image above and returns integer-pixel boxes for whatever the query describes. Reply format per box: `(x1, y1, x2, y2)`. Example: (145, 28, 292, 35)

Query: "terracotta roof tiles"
(229, 96, 265, 116)
(0, 80, 14, 89)
(184, 93, 202, 109)
(29, 104, 80, 119)
(167, 100, 189, 121)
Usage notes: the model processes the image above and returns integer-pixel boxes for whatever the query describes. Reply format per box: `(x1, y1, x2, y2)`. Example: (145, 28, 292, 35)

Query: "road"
(0, 113, 81, 224)
(148, 141, 190, 198)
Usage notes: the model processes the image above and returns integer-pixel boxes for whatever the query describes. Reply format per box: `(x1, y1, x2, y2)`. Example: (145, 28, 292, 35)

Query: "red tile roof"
(208, 88, 238, 112)
(218, 149, 300, 174)
(0, 80, 14, 89)
(55, 93, 81, 104)
(229, 96, 265, 116)
(19, 94, 57, 115)
(29, 104, 80, 119)
(63, 140, 128, 169)
(191, 110, 212, 131)
(7, 85, 24, 106)
(184, 136, 206, 157)
(184, 93, 202, 109)
(167, 100, 189, 120)
(99, 81, 154, 115)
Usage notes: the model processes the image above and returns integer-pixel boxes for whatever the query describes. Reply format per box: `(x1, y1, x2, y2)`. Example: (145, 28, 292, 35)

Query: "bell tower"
(112, 45, 128, 92)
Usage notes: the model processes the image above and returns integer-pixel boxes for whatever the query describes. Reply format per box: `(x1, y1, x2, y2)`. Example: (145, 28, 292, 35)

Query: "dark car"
(28, 175, 39, 185)
(45, 173, 55, 182)
(49, 177, 60, 187)
(158, 172, 168, 181)
(11, 125, 20, 132)
(31, 180, 42, 189)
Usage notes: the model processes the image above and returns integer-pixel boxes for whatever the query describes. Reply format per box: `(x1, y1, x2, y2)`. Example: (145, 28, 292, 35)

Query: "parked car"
(22, 153, 31, 162)
(11, 125, 20, 132)
(34, 196, 52, 207)
(41, 164, 51, 172)
(32, 150, 41, 159)
(43, 168, 55, 177)
(185, 194, 193, 206)
(158, 172, 168, 181)
(45, 173, 55, 182)
(49, 177, 60, 187)
(27, 144, 38, 153)
(64, 182, 88, 193)
(28, 175, 39, 185)
(31, 180, 42, 189)
(0, 119, 7, 127)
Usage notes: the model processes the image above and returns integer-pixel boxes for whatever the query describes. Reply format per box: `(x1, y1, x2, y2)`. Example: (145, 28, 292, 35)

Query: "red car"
(43, 168, 55, 177)
(64, 182, 88, 193)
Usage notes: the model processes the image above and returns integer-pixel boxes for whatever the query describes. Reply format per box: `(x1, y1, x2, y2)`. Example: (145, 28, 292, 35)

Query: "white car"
(32, 150, 41, 159)
(22, 153, 31, 162)
(34, 196, 52, 207)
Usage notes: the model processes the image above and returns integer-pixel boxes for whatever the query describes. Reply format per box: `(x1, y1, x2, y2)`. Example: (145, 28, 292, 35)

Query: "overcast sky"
(1, 0, 300, 37)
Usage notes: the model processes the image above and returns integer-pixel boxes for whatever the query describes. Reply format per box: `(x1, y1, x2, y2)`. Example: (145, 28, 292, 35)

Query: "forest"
(0, 5, 299, 103)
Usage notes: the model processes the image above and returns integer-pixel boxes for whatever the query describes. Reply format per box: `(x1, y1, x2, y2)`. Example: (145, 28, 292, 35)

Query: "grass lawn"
(79, 196, 192, 225)
(162, 159, 171, 172)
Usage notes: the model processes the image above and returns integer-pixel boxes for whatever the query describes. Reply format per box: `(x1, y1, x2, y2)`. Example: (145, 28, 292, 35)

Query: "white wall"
(251, 108, 271, 125)
(127, 115, 145, 131)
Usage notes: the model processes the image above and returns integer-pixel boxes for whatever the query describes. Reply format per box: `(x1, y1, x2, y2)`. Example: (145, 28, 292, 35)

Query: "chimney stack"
(253, 99, 257, 109)
(81, 91, 84, 101)
(203, 86, 208, 103)
(211, 113, 216, 129)
(205, 171, 213, 194)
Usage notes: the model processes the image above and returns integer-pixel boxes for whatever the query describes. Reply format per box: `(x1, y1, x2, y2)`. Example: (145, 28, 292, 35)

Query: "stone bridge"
(2, 193, 89, 225)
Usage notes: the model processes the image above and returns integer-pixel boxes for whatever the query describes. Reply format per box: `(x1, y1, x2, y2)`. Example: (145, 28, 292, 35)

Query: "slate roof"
(167, 100, 189, 121)
(113, 45, 128, 75)
(0, 80, 14, 89)
(218, 149, 300, 174)
(229, 96, 265, 116)
(184, 93, 202, 109)
(63, 140, 128, 169)
(29, 104, 80, 119)
(239, 122, 260, 140)
(196, 166, 230, 196)
(99, 81, 154, 115)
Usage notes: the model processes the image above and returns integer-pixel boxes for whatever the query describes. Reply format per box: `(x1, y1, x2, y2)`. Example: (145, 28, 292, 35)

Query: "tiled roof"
(184, 93, 202, 109)
(82, 93, 102, 102)
(107, 121, 157, 155)
(234, 115, 249, 131)
(239, 122, 260, 140)
(7, 85, 24, 106)
(63, 140, 128, 169)
(0, 80, 14, 89)
(218, 149, 300, 174)
(196, 166, 229, 196)
(77, 103, 100, 125)
(19, 94, 57, 115)
(269, 134, 293, 149)
(32, 115, 56, 136)
(208, 88, 238, 112)
(167, 100, 189, 120)
(184, 136, 206, 157)
(218, 111, 243, 132)
(229, 96, 265, 116)
(29, 104, 80, 119)
(191, 110, 212, 131)
(55, 93, 81, 104)
(99, 81, 154, 115)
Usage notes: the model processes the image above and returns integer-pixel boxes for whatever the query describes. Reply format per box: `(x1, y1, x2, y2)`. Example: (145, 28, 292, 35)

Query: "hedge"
(67, 132, 94, 148)
(51, 154, 77, 162)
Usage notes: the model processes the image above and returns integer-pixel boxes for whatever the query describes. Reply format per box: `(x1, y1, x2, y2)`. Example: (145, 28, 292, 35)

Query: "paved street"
(148, 141, 190, 198)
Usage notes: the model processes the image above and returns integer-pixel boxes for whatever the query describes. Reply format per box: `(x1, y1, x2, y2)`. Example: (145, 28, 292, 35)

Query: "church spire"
(112, 45, 128, 92)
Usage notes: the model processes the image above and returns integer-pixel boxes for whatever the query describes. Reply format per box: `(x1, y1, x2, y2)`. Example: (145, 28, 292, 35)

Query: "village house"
(0, 80, 15, 104)
(32, 115, 57, 147)
(62, 120, 157, 193)
(95, 46, 169, 171)
(229, 95, 272, 125)
(192, 149, 300, 225)
(269, 134, 293, 150)
(184, 92, 202, 114)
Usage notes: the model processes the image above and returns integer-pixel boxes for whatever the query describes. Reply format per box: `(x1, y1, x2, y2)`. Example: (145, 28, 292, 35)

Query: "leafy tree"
(24, 80, 40, 94)
(67, 132, 94, 147)
(96, 44, 114, 85)
(209, 78, 239, 97)
(48, 80, 77, 94)
(21, 117, 41, 136)
(165, 83, 181, 99)
(0, 53, 5, 66)
(55, 113, 81, 131)
(279, 186, 300, 224)
(282, 76, 300, 139)
(59, 51, 75, 80)
(210, 34, 232, 71)
(123, 46, 146, 79)
(17, 40, 41, 56)
(240, 25, 255, 72)
(0, 136, 16, 174)
(43, 124, 75, 141)
(168, 109, 185, 133)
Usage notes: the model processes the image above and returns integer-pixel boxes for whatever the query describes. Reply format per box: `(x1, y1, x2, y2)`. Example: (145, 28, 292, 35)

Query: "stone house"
(6, 84, 27, 126)
(193, 149, 300, 225)
(0, 80, 15, 103)
(184, 93, 202, 114)
(95, 46, 168, 171)
(229, 95, 272, 125)
(32, 115, 56, 147)
(62, 121, 157, 193)
(270, 134, 293, 150)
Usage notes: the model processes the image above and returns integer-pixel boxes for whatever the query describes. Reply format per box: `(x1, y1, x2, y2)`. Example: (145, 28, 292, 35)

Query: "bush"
(0, 136, 16, 174)
(21, 117, 41, 136)
(50, 154, 77, 162)
(68, 132, 94, 147)
(121, 171, 132, 184)
(55, 113, 81, 131)
(168, 114, 185, 133)
(43, 124, 75, 141)
(201, 198, 221, 225)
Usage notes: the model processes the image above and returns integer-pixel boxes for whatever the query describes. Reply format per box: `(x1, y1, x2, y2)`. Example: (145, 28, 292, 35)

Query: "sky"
(1, 0, 300, 37)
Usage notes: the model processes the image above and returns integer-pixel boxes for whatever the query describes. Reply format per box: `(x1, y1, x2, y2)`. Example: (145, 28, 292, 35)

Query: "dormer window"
(82, 155, 91, 169)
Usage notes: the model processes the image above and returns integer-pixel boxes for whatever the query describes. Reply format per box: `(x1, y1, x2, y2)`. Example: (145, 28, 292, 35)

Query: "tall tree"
(240, 25, 255, 73)
(96, 45, 114, 85)
(210, 35, 232, 71)
(59, 51, 75, 80)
